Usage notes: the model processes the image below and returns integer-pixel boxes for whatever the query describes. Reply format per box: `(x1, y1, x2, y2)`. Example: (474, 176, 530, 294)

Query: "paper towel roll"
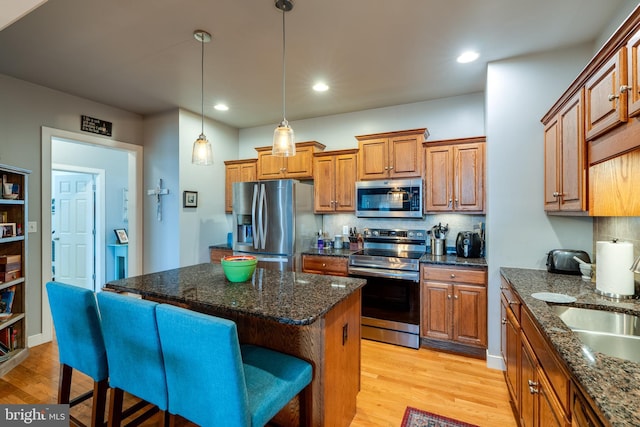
(596, 240, 635, 296)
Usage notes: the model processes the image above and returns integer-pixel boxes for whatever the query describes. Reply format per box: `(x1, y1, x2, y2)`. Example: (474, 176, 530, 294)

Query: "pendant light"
(192, 30, 214, 165)
(272, 0, 295, 157)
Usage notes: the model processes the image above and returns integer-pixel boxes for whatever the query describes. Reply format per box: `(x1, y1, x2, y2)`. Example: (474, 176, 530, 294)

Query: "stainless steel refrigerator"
(232, 179, 321, 270)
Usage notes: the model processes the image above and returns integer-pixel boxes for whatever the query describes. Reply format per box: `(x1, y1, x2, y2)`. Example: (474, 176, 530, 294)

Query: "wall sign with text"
(81, 115, 112, 137)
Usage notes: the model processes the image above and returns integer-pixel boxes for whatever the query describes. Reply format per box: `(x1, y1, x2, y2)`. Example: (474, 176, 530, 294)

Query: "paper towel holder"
(631, 255, 640, 273)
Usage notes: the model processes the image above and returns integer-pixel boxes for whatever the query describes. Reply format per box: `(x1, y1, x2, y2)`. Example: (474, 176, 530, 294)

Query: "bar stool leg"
(58, 364, 73, 404)
(91, 379, 108, 427)
(108, 388, 124, 427)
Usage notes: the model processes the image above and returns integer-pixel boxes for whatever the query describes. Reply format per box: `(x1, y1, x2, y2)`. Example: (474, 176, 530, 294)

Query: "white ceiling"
(0, 0, 630, 129)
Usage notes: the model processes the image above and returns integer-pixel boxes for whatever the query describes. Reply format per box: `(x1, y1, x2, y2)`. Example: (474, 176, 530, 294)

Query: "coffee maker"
(456, 231, 482, 258)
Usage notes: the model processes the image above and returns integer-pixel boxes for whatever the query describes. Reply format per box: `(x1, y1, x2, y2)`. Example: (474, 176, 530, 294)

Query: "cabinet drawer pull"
(322, 263, 326, 267)
(450, 273, 456, 278)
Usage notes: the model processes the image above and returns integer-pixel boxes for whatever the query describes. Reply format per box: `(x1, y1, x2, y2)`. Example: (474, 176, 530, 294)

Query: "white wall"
(484, 45, 595, 367)
(178, 109, 239, 265)
(239, 93, 485, 156)
(0, 74, 143, 339)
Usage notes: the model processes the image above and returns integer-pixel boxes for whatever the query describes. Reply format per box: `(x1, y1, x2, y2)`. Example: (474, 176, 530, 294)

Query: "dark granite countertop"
(209, 243, 232, 249)
(105, 263, 366, 326)
(501, 267, 640, 427)
(420, 253, 487, 267)
(300, 248, 359, 257)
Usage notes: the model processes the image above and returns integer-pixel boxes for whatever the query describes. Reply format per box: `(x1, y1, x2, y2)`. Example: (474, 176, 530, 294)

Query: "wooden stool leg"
(91, 379, 108, 427)
(108, 388, 124, 427)
(58, 364, 73, 404)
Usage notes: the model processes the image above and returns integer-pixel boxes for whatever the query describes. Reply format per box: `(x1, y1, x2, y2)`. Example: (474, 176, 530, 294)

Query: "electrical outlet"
(28, 221, 37, 233)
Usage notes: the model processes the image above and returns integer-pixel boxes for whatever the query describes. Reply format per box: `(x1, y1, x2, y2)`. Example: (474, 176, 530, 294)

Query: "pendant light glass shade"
(272, 0, 295, 157)
(273, 119, 295, 156)
(192, 30, 213, 165)
(192, 133, 213, 165)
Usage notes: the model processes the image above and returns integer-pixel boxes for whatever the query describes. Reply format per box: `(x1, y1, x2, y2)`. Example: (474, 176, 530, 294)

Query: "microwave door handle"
(252, 183, 259, 250)
(260, 184, 268, 250)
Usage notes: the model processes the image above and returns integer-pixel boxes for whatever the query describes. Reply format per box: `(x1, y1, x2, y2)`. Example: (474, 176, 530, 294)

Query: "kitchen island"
(501, 268, 640, 426)
(105, 263, 366, 427)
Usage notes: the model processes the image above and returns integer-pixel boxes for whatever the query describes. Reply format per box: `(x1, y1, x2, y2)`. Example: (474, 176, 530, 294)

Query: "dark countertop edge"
(209, 243, 232, 249)
(500, 267, 640, 427)
(300, 249, 487, 267)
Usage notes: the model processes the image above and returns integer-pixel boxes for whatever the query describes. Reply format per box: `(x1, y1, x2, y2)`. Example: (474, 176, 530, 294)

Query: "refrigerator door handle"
(258, 183, 267, 250)
(251, 183, 259, 250)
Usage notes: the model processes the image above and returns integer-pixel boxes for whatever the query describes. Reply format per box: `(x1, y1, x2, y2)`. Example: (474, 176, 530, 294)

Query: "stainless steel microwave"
(355, 178, 423, 218)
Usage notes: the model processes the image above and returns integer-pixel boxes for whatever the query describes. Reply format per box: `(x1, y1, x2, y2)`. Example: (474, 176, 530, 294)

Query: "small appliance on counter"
(429, 223, 448, 256)
(455, 231, 482, 258)
(546, 249, 590, 275)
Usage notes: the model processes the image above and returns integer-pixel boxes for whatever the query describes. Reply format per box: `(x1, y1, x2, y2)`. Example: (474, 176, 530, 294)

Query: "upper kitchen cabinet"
(255, 141, 325, 180)
(224, 159, 257, 213)
(313, 149, 358, 213)
(541, 5, 640, 216)
(356, 128, 428, 180)
(543, 89, 587, 213)
(584, 48, 627, 141)
(424, 137, 485, 213)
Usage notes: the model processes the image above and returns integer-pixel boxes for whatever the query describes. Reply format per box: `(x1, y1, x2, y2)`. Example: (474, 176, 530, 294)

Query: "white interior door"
(52, 172, 95, 290)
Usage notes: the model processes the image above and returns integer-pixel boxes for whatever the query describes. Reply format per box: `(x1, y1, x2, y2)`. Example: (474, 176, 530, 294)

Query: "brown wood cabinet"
(313, 149, 358, 213)
(301, 254, 349, 276)
(209, 247, 233, 263)
(255, 141, 325, 180)
(420, 265, 487, 357)
(542, 8, 640, 215)
(424, 137, 485, 213)
(500, 276, 571, 427)
(356, 128, 427, 180)
(543, 90, 587, 213)
(588, 146, 640, 215)
(224, 159, 257, 213)
(585, 48, 627, 141)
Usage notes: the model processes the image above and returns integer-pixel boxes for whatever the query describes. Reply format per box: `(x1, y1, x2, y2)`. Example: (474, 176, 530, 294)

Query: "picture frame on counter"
(183, 191, 198, 208)
(0, 223, 16, 238)
(114, 228, 129, 244)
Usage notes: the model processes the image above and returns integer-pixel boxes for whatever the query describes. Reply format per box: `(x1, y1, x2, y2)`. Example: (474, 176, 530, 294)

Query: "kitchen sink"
(551, 305, 640, 363)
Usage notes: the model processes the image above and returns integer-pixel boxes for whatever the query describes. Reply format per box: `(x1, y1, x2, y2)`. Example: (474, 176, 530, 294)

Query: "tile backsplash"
(321, 213, 485, 252)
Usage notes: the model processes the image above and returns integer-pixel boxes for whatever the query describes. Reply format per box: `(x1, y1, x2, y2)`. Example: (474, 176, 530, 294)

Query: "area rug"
(401, 407, 479, 427)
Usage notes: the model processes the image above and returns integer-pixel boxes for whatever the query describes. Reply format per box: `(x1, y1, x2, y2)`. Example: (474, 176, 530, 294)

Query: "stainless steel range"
(348, 228, 426, 349)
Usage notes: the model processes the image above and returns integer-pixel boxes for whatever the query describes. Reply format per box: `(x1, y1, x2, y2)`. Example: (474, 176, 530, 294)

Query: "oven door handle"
(348, 266, 419, 282)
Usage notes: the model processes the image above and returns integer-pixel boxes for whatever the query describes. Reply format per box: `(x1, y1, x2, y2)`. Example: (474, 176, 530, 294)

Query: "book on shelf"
(0, 286, 15, 315)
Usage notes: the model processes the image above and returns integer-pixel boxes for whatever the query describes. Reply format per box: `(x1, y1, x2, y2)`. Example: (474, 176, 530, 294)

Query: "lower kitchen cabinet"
(501, 275, 572, 427)
(209, 247, 232, 263)
(301, 254, 349, 276)
(420, 265, 487, 357)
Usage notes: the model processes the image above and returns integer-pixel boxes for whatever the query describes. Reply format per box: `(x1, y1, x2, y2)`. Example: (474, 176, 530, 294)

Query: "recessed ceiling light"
(313, 82, 329, 92)
(457, 51, 479, 64)
(214, 103, 229, 111)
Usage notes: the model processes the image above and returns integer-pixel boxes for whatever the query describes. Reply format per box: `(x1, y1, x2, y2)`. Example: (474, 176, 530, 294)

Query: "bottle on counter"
(317, 229, 324, 250)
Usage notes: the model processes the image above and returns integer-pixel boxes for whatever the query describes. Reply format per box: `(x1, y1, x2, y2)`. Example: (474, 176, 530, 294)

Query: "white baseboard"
(486, 351, 505, 371)
(28, 333, 51, 348)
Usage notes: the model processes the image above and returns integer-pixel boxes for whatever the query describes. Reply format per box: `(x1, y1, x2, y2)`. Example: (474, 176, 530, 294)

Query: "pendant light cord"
(200, 34, 205, 135)
(281, 6, 286, 122)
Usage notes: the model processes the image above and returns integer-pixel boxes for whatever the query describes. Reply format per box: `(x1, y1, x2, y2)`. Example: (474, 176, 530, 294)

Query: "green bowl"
(221, 256, 257, 282)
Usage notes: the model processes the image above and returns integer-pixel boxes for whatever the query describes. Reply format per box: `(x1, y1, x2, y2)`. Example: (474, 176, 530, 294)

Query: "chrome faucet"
(632, 255, 640, 273)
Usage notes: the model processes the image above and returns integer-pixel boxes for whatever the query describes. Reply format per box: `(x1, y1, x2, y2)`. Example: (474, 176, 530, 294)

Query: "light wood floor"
(0, 339, 516, 426)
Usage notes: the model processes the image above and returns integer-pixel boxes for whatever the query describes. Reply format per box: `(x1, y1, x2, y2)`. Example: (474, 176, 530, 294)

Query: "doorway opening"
(38, 127, 143, 347)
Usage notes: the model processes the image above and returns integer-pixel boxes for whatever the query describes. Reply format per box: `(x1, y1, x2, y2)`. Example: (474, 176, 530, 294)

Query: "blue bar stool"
(155, 303, 313, 427)
(46, 281, 108, 427)
(97, 292, 169, 427)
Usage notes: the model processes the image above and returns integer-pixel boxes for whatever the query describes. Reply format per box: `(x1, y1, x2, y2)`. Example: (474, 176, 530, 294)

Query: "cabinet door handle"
(447, 294, 452, 299)
(384, 166, 389, 170)
(608, 93, 620, 101)
(454, 295, 458, 299)
(620, 85, 631, 93)
(508, 300, 520, 306)
(501, 318, 507, 325)
(528, 379, 539, 394)
(342, 323, 349, 345)
(448, 198, 453, 207)
(388, 166, 393, 170)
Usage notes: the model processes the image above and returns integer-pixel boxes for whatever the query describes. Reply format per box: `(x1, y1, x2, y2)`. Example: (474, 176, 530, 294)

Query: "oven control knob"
(408, 231, 415, 238)
(372, 230, 379, 236)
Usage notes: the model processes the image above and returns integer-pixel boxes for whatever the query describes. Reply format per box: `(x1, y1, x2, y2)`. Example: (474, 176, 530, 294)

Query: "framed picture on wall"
(114, 228, 129, 244)
(183, 191, 198, 208)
